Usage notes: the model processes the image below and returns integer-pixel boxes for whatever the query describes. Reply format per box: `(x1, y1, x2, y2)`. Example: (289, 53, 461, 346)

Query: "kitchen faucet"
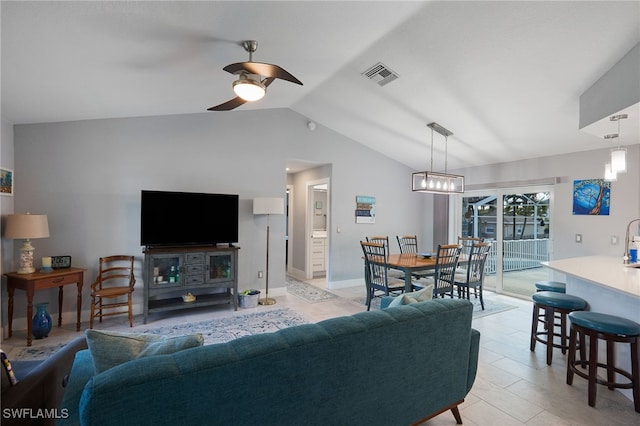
(623, 218, 640, 264)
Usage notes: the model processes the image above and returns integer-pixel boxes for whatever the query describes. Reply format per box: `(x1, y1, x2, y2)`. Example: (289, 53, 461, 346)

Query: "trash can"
(238, 290, 261, 309)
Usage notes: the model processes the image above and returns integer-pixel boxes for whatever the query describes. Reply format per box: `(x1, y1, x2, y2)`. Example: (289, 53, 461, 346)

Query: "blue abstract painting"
(573, 179, 610, 215)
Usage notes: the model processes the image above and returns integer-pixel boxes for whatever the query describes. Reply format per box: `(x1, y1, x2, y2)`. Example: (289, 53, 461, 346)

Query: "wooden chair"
(367, 236, 404, 280)
(366, 235, 390, 250)
(360, 241, 405, 311)
(414, 244, 461, 298)
(396, 235, 419, 254)
(90, 255, 136, 328)
(454, 242, 491, 309)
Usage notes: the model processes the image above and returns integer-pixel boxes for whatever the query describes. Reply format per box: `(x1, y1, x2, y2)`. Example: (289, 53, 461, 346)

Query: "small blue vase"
(32, 302, 52, 339)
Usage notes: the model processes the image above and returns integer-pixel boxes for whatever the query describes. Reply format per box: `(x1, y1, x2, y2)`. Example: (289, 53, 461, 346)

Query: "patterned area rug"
(136, 308, 307, 345)
(286, 276, 340, 303)
(9, 308, 307, 361)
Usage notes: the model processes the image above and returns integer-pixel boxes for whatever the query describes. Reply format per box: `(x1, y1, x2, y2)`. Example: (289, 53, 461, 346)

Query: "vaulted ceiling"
(2, 1, 639, 171)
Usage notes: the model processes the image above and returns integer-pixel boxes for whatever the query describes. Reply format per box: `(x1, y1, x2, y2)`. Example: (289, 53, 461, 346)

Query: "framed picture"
(572, 179, 610, 215)
(0, 168, 13, 196)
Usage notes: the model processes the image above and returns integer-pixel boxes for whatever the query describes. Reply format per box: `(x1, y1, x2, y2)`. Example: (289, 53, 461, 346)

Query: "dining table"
(382, 253, 438, 292)
(372, 252, 468, 292)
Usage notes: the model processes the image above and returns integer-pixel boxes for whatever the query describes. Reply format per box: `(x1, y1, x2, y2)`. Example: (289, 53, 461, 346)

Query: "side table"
(4, 267, 86, 346)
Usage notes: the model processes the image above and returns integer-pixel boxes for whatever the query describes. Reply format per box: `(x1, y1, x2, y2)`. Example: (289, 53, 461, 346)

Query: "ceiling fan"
(207, 40, 303, 111)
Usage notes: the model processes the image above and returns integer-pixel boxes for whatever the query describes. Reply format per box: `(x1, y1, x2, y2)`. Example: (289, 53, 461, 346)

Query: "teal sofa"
(61, 299, 480, 425)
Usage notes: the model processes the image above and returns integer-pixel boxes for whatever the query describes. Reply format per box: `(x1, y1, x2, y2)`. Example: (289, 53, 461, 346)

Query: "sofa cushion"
(85, 329, 203, 374)
(387, 284, 434, 307)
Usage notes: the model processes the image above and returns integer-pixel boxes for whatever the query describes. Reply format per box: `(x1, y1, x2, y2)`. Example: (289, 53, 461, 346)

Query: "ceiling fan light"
(233, 74, 266, 101)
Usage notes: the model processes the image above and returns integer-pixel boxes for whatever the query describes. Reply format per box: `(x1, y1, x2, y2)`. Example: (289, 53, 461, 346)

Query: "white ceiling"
(2, 1, 639, 172)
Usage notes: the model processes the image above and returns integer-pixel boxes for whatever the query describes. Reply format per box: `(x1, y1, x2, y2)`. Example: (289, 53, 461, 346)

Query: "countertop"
(542, 256, 640, 298)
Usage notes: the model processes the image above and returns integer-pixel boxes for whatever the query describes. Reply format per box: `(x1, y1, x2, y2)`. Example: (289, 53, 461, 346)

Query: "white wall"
(5, 109, 425, 330)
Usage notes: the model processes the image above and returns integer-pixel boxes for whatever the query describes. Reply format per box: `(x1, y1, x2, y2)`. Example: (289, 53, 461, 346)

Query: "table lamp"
(4, 213, 50, 274)
(253, 197, 284, 305)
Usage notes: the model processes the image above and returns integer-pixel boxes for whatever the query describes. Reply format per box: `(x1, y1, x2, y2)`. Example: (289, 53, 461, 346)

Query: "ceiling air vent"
(362, 62, 399, 87)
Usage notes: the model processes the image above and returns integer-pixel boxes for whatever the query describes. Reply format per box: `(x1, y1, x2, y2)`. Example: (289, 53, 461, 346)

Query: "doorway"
(306, 179, 329, 281)
(455, 186, 553, 298)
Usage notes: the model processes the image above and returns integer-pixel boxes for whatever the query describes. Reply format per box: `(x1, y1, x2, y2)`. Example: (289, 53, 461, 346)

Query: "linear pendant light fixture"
(412, 122, 464, 194)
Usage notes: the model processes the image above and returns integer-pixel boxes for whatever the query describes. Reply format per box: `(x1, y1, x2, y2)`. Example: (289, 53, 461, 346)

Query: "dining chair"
(396, 235, 419, 254)
(89, 255, 136, 328)
(455, 236, 484, 277)
(413, 244, 462, 298)
(454, 242, 491, 310)
(360, 241, 405, 310)
(367, 236, 406, 280)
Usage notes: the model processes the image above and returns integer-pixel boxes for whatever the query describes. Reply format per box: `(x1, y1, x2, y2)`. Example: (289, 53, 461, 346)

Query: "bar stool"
(530, 291, 587, 365)
(534, 280, 566, 293)
(534, 281, 566, 329)
(567, 311, 640, 413)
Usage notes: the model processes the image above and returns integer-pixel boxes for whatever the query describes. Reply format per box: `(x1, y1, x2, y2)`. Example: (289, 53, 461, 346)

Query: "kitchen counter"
(542, 255, 640, 298)
(542, 255, 640, 402)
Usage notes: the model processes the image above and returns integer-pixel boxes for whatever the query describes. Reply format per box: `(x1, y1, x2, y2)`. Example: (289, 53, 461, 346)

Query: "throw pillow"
(85, 329, 204, 374)
(387, 284, 434, 308)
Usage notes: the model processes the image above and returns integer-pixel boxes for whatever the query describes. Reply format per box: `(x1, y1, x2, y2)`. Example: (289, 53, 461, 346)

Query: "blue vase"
(32, 302, 52, 339)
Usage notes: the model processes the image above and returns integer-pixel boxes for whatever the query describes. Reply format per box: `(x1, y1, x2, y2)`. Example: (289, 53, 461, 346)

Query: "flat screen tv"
(140, 190, 239, 247)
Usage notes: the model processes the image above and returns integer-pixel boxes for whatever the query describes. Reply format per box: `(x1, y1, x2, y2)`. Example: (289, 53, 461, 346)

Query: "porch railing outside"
(485, 238, 550, 274)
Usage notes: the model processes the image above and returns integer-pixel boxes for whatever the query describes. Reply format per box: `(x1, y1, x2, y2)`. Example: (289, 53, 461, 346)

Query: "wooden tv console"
(142, 245, 239, 323)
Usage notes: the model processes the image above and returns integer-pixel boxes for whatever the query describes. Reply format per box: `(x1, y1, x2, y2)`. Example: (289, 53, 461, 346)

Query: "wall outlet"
(611, 235, 618, 245)
(258, 271, 263, 278)
(575, 234, 582, 243)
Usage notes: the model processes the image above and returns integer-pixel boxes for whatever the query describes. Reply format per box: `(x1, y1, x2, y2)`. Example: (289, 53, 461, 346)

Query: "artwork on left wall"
(0, 168, 13, 196)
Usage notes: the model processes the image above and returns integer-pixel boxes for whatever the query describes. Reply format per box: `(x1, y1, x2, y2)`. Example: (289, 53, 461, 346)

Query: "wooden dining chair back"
(366, 236, 390, 250)
(431, 244, 462, 298)
(90, 255, 136, 329)
(396, 235, 419, 254)
(360, 241, 404, 311)
(454, 242, 491, 310)
(457, 236, 484, 259)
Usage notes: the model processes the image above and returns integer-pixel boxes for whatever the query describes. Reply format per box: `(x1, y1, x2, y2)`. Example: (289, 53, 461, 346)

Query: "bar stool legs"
(567, 311, 640, 413)
(530, 291, 587, 366)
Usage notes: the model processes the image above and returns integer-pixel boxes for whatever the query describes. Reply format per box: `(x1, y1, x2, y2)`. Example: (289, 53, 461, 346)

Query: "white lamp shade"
(4, 214, 50, 239)
(604, 163, 617, 181)
(253, 198, 284, 215)
(611, 148, 627, 173)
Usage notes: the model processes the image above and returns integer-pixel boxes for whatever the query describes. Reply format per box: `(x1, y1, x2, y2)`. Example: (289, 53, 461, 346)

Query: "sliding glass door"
(455, 186, 553, 297)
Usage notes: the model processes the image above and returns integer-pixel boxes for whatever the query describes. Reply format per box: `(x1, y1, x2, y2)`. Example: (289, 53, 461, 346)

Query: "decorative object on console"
(253, 197, 285, 305)
(51, 255, 72, 269)
(4, 213, 50, 274)
(412, 122, 464, 194)
(31, 302, 53, 339)
(40, 256, 53, 273)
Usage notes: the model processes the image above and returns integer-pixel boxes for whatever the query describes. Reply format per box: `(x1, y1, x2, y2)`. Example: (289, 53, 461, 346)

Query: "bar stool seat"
(567, 311, 640, 413)
(534, 280, 566, 293)
(530, 291, 587, 365)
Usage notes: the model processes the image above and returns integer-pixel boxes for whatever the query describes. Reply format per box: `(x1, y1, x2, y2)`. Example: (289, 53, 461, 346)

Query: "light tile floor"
(3, 280, 638, 425)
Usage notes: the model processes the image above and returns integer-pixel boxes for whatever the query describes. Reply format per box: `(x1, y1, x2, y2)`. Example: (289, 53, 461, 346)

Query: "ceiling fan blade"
(207, 97, 247, 111)
(206, 78, 276, 112)
(223, 62, 303, 85)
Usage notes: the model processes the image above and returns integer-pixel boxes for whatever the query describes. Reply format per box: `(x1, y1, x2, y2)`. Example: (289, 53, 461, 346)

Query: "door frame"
(451, 184, 554, 294)
(305, 178, 330, 280)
